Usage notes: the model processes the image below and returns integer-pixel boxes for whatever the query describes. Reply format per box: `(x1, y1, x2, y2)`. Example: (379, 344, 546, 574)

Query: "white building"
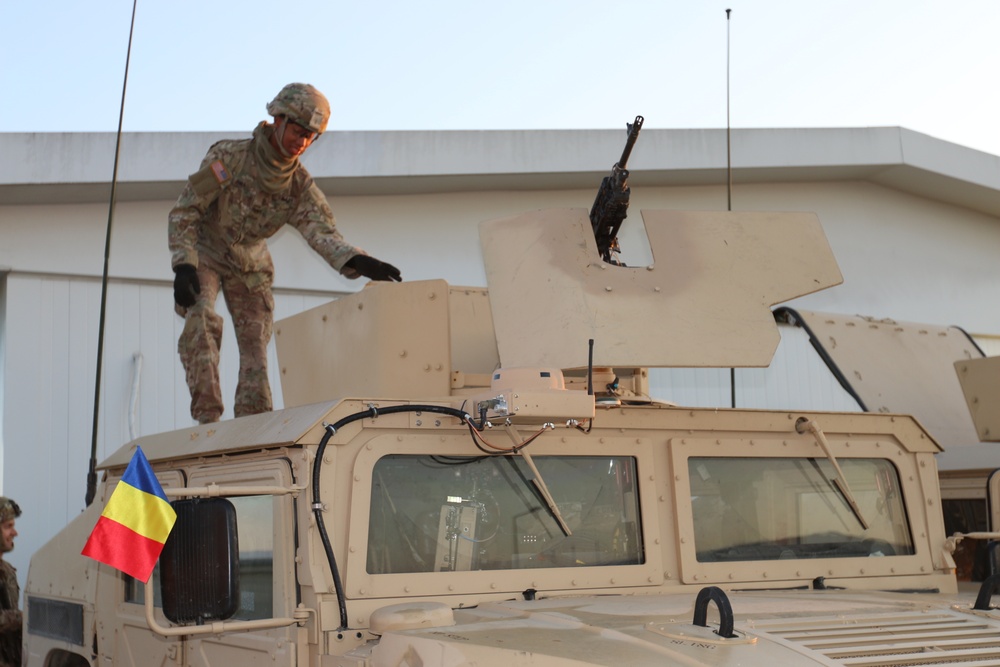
(2, 125, 1000, 584)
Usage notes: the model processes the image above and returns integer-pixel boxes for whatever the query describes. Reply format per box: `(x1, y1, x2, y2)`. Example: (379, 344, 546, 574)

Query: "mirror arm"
(144, 579, 308, 637)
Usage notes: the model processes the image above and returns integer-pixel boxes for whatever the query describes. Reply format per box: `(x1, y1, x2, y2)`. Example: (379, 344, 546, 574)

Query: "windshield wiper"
(503, 425, 573, 537)
(796, 417, 870, 531)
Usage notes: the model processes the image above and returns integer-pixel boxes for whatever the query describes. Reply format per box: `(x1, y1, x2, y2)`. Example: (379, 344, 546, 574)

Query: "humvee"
(23, 203, 1000, 666)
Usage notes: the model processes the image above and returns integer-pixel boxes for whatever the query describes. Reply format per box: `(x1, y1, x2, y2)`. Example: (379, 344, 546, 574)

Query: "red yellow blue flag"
(81, 446, 177, 582)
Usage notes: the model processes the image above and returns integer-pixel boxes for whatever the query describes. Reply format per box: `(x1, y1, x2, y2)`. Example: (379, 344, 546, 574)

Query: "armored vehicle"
(22, 190, 1000, 663)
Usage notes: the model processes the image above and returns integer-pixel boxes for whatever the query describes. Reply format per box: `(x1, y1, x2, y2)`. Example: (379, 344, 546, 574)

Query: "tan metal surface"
(955, 356, 1000, 441)
(275, 281, 498, 407)
(99, 400, 336, 469)
(481, 208, 842, 370)
(792, 311, 984, 450)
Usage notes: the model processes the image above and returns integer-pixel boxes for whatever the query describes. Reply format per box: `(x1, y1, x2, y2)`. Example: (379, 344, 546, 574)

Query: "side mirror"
(160, 497, 240, 624)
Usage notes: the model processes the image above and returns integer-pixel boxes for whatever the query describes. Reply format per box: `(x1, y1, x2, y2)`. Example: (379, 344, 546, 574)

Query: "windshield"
(689, 457, 913, 562)
(367, 454, 643, 574)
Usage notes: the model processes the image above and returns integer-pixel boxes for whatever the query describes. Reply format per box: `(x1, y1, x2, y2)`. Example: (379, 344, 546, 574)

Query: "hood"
(369, 589, 1000, 666)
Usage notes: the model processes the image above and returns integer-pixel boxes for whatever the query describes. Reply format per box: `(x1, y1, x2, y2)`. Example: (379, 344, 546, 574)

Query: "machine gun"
(590, 115, 644, 264)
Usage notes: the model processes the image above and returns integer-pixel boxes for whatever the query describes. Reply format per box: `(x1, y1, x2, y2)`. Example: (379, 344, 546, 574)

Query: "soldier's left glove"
(173, 264, 201, 308)
(345, 255, 402, 282)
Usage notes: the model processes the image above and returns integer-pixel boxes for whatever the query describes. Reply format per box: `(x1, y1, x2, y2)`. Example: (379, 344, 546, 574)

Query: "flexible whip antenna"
(86, 0, 139, 506)
(726, 8, 737, 409)
(726, 8, 733, 212)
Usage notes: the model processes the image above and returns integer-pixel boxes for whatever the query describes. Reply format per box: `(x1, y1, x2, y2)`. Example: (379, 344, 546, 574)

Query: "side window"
(230, 495, 273, 620)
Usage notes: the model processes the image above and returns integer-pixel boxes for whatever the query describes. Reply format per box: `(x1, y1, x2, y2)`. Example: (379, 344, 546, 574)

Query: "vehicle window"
(367, 455, 642, 573)
(689, 457, 914, 562)
(231, 495, 273, 620)
(124, 494, 274, 619)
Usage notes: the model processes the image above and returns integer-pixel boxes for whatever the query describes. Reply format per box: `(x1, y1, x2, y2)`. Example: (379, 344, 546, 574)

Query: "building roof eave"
(2, 127, 1000, 216)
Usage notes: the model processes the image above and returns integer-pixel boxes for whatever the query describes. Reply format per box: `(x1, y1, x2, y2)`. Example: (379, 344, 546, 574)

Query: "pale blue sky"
(3, 0, 999, 155)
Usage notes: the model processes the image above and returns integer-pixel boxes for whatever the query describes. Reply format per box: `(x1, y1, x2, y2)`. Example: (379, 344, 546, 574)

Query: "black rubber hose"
(311, 404, 472, 630)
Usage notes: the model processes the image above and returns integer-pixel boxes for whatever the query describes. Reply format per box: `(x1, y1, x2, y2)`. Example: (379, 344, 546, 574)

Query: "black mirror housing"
(159, 497, 240, 624)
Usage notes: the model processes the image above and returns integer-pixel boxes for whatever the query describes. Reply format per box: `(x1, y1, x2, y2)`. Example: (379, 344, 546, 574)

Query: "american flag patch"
(210, 160, 230, 184)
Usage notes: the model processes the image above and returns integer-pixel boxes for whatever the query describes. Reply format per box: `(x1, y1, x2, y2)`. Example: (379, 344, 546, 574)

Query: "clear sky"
(3, 0, 999, 156)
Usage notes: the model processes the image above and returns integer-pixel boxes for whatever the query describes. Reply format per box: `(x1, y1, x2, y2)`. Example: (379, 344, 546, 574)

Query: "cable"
(465, 422, 548, 454)
(311, 403, 472, 630)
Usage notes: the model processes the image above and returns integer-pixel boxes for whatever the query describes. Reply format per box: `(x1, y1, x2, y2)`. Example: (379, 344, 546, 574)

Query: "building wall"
(2, 176, 1000, 584)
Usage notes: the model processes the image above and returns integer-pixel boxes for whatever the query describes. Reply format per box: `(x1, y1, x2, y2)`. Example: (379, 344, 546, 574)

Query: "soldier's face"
(273, 117, 317, 158)
(0, 519, 16, 554)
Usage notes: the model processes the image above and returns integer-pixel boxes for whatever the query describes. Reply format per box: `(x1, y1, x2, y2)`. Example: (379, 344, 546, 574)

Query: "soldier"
(169, 83, 402, 424)
(0, 498, 20, 667)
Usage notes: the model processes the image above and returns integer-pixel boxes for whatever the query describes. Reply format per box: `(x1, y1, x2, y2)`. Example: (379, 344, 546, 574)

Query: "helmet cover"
(266, 83, 330, 134)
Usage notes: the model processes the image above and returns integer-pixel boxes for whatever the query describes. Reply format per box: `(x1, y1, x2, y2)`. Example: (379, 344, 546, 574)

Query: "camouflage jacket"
(0, 560, 20, 667)
(168, 126, 365, 291)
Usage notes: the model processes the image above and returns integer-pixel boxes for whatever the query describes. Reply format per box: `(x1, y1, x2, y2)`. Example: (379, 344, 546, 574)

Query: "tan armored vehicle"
(23, 177, 1000, 663)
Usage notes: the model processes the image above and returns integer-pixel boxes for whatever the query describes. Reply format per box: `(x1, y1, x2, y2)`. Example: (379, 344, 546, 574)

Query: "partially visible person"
(0, 497, 21, 667)
(168, 83, 402, 424)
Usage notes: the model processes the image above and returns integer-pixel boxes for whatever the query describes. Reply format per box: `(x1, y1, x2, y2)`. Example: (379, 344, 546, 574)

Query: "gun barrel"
(616, 115, 644, 169)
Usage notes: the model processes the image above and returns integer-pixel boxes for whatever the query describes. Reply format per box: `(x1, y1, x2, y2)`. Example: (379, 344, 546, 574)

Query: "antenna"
(86, 0, 139, 506)
(726, 8, 733, 213)
(726, 8, 737, 409)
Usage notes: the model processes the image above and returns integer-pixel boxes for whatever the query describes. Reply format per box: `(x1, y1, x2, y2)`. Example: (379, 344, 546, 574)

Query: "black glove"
(173, 264, 201, 308)
(345, 255, 402, 282)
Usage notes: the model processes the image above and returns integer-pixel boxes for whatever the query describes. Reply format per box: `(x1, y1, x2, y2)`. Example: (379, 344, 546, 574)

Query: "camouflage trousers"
(177, 260, 274, 423)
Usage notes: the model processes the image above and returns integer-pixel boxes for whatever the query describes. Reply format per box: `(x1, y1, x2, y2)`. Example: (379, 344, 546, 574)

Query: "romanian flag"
(81, 446, 177, 582)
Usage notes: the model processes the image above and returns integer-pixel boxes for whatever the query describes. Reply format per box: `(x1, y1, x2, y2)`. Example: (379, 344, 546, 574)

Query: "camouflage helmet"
(0, 497, 20, 524)
(266, 83, 331, 134)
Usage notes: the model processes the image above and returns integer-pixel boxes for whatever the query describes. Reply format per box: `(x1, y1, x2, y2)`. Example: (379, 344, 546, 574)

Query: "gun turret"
(590, 115, 644, 264)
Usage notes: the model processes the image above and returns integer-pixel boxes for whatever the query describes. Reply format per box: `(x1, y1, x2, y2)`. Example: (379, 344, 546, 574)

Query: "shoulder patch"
(209, 160, 231, 184)
(189, 158, 234, 198)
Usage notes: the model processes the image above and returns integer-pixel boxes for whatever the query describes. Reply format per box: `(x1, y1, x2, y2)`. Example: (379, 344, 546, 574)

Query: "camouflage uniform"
(0, 498, 20, 667)
(169, 119, 365, 423)
(0, 560, 18, 667)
